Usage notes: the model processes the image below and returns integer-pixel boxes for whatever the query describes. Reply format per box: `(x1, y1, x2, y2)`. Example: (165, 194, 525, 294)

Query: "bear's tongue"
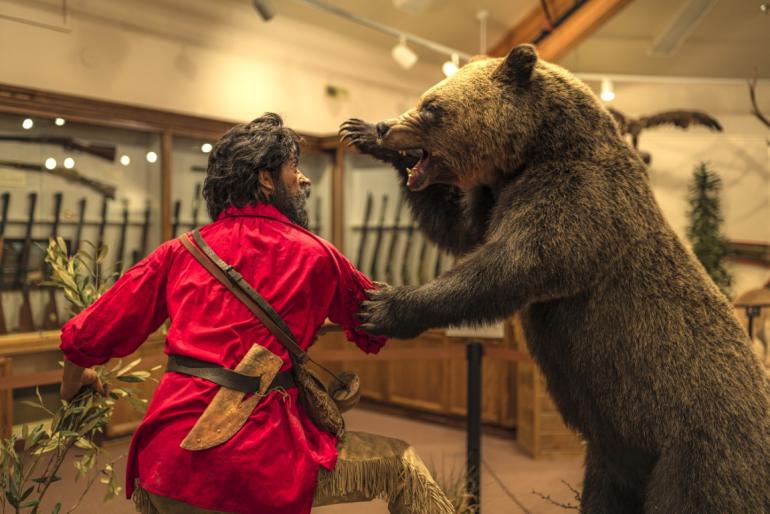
(406, 151, 430, 191)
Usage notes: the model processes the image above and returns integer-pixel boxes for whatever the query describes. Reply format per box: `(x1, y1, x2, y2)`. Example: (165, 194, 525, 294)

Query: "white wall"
(589, 79, 770, 298)
(0, 0, 440, 133)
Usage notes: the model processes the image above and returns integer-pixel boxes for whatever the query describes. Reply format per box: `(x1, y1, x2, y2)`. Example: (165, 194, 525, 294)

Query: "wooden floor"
(39, 407, 584, 513)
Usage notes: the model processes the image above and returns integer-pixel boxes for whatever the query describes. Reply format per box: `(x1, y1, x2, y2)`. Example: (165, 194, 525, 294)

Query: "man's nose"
(299, 171, 311, 186)
(375, 122, 391, 139)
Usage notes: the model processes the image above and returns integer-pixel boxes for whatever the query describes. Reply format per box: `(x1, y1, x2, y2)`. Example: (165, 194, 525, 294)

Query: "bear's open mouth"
(406, 149, 431, 191)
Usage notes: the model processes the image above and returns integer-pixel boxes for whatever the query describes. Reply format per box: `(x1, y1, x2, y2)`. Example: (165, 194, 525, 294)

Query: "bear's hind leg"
(581, 448, 643, 514)
(644, 440, 770, 514)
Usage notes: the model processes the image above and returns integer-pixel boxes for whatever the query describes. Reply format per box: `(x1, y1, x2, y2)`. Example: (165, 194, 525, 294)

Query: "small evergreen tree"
(686, 161, 732, 297)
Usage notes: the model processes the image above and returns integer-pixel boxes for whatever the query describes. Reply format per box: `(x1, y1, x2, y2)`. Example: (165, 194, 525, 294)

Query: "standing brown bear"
(340, 45, 770, 514)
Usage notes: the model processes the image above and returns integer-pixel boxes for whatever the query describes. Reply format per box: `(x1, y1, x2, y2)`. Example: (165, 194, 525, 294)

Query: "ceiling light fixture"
(146, 151, 158, 163)
(600, 78, 615, 102)
(54, 117, 66, 126)
(201, 143, 213, 153)
(63, 157, 75, 169)
(442, 53, 460, 78)
(120, 155, 131, 166)
(45, 157, 57, 170)
(391, 35, 418, 69)
(287, 0, 470, 75)
(22, 118, 34, 130)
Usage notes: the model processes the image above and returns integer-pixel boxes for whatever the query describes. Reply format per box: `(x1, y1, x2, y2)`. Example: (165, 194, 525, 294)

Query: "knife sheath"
(181, 343, 283, 451)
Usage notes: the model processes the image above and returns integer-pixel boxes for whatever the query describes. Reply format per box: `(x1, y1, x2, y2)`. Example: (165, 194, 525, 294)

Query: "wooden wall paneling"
(386, 331, 446, 411)
(0, 83, 232, 140)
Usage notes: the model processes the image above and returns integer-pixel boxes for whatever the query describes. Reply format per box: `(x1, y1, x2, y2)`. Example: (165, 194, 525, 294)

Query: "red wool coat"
(60, 203, 386, 514)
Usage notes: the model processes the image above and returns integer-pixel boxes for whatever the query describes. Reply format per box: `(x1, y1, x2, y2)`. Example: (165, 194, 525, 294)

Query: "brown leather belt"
(167, 354, 295, 394)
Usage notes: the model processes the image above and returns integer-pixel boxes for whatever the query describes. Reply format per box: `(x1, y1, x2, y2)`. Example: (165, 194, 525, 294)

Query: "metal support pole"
(745, 305, 761, 339)
(467, 341, 484, 511)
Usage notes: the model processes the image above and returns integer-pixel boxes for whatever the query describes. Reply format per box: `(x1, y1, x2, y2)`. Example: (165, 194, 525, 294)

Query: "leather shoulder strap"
(179, 231, 308, 363)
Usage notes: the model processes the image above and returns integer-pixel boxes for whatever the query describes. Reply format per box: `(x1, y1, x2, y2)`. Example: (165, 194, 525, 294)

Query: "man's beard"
(271, 180, 310, 229)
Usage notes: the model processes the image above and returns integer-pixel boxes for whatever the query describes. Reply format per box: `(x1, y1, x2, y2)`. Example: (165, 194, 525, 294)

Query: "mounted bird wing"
(640, 110, 723, 132)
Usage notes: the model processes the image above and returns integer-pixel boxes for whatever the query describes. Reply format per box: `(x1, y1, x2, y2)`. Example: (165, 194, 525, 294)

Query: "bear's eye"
(421, 102, 441, 115)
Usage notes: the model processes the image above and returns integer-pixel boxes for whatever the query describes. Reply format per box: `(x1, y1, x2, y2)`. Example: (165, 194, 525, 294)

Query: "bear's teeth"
(406, 167, 413, 177)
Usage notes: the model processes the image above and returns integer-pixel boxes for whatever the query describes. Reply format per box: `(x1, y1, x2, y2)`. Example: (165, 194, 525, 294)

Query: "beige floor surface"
(37, 408, 584, 513)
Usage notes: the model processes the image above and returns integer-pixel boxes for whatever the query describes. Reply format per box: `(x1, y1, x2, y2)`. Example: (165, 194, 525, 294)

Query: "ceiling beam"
(489, 0, 633, 61)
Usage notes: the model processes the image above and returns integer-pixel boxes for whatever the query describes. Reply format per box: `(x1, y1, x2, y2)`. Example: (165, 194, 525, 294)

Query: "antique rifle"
(400, 220, 416, 286)
(42, 192, 63, 329)
(132, 200, 151, 265)
(0, 192, 10, 334)
(171, 200, 182, 238)
(115, 199, 129, 274)
(383, 193, 404, 284)
(17, 192, 37, 332)
(369, 195, 389, 280)
(0, 160, 116, 198)
(355, 192, 373, 270)
(97, 196, 109, 250)
(416, 234, 429, 285)
(190, 183, 202, 230)
(73, 197, 87, 254)
(0, 135, 116, 162)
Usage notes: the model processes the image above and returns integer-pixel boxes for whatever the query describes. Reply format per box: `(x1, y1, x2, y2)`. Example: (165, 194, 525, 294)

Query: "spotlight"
(391, 35, 418, 69)
(120, 154, 131, 166)
(63, 157, 75, 169)
(54, 117, 66, 126)
(45, 157, 57, 170)
(600, 78, 615, 102)
(146, 151, 158, 163)
(252, 0, 274, 21)
(22, 118, 34, 130)
(201, 143, 213, 153)
(442, 53, 459, 78)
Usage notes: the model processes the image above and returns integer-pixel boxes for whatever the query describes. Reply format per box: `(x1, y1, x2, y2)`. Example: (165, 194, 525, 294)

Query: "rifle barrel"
(0, 135, 116, 162)
(369, 195, 389, 280)
(383, 194, 404, 284)
(355, 192, 374, 270)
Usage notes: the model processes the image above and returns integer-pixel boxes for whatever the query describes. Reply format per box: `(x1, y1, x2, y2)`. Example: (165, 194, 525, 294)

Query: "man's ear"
(258, 169, 274, 196)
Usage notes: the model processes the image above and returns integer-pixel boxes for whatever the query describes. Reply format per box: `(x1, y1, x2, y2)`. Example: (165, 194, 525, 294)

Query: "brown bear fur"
(340, 45, 770, 513)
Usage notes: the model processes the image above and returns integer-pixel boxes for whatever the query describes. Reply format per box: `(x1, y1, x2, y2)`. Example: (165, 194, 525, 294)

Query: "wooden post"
(161, 130, 173, 243)
(0, 358, 12, 438)
(331, 144, 346, 251)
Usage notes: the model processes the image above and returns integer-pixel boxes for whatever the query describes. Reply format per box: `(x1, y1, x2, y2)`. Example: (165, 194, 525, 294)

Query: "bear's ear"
(493, 44, 538, 86)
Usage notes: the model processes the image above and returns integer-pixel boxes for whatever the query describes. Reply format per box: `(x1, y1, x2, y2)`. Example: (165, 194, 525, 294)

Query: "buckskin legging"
(133, 431, 455, 514)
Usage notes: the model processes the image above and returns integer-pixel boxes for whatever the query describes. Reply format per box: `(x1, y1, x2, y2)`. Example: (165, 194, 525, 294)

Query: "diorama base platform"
(39, 406, 584, 514)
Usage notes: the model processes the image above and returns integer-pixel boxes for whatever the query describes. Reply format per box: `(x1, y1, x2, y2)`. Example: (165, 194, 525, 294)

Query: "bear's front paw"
(356, 285, 426, 339)
(339, 118, 379, 153)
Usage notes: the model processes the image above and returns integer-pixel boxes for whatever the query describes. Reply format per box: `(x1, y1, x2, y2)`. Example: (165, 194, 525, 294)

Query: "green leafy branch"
(1, 238, 160, 513)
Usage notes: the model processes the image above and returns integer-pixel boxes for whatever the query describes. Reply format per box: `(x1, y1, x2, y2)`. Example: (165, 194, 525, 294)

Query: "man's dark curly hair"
(203, 113, 302, 220)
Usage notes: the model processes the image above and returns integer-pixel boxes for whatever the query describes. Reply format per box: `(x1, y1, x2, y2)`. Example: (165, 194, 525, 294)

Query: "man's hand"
(60, 360, 105, 402)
